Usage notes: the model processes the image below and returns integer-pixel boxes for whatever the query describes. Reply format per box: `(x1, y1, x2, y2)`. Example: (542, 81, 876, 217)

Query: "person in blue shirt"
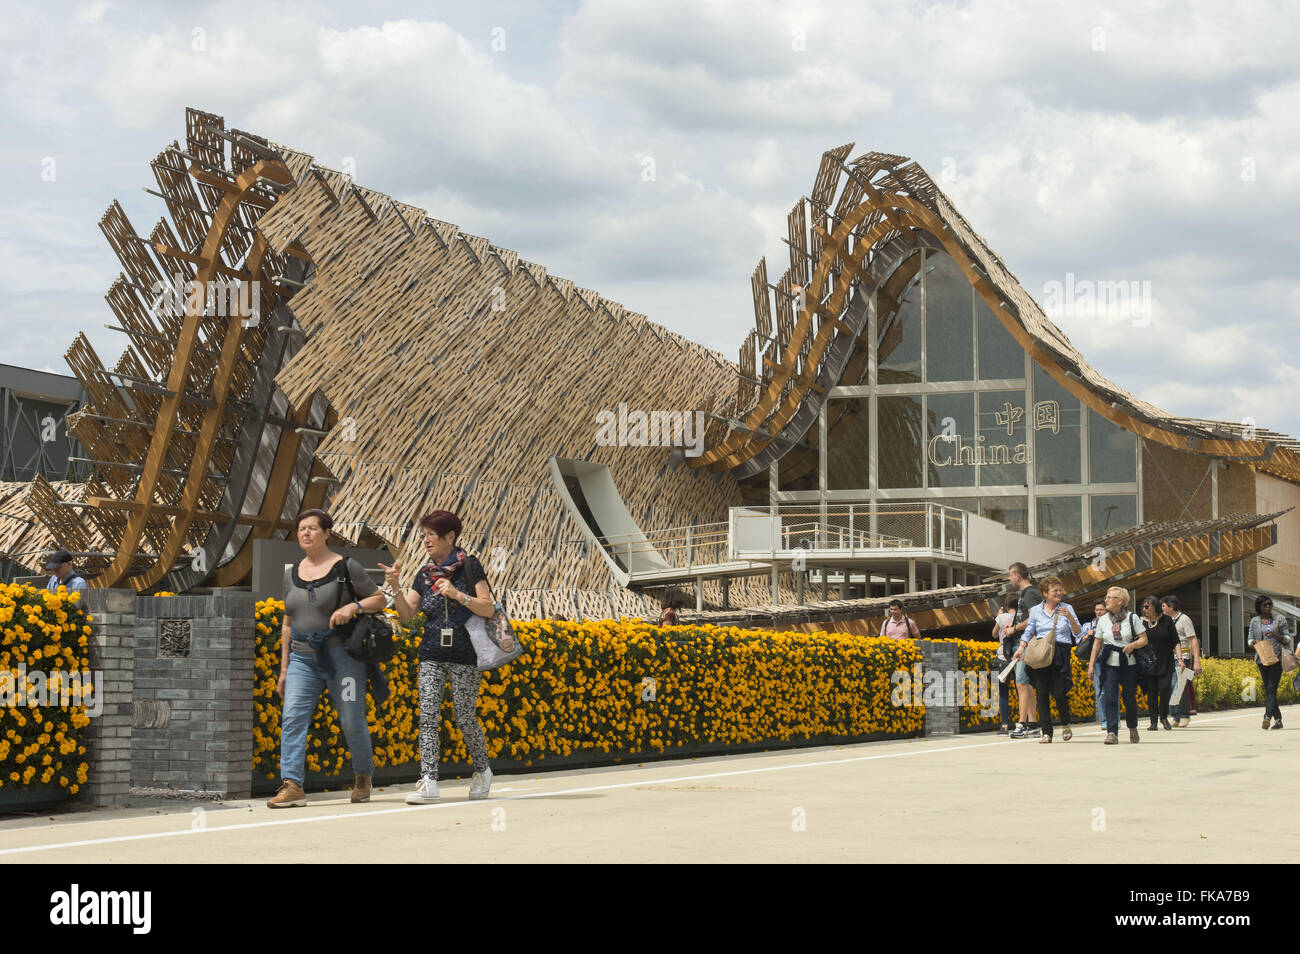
(44, 549, 87, 596)
(1011, 575, 1081, 743)
(1077, 601, 1106, 725)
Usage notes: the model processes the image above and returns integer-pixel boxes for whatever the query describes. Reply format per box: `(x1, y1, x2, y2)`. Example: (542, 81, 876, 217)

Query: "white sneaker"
(405, 774, 440, 804)
(468, 767, 493, 800)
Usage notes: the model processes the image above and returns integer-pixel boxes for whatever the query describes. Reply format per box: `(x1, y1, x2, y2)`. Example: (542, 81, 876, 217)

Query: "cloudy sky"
(2, 0, 1297, 435)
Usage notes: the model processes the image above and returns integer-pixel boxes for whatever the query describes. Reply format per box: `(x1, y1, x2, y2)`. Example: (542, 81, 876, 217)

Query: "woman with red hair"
(382, 510, 497, 803)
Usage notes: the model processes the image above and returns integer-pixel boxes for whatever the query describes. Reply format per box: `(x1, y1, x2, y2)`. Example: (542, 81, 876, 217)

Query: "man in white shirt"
(1161, 595, 1199, 727)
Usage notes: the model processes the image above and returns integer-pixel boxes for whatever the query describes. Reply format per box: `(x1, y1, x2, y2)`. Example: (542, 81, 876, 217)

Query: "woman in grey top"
(1248, 595, 1292, 730)
(266, 509, 388, 808)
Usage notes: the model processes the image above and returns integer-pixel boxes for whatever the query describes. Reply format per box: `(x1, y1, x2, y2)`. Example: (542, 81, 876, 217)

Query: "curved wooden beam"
(690, 197, 890, 470)
(693, 181, 1300, 481)
(94, 158, 293, 589)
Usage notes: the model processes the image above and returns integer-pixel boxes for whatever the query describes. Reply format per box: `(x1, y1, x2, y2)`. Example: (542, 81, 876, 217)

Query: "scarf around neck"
(419, 546, 467, 588)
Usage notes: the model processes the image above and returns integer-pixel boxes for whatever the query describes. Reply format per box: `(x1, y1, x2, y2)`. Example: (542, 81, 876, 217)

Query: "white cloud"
(1, 0, 1299, 442)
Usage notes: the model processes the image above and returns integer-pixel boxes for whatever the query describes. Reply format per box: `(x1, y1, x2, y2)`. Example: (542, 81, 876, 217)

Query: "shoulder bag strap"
(334, 558, 357, 611)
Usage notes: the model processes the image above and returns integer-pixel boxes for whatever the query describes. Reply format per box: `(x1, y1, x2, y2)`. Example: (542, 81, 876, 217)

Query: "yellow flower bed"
(252, 601, 924, 779)
(248, 605, 1299, 782)
(0, 583, 93, 795)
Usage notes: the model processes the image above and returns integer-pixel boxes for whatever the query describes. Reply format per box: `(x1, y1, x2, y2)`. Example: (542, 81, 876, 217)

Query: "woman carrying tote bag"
(382, 510, 498, 803)
(1011, 575, 1081, 743)
(1248, 596, 1292, 730)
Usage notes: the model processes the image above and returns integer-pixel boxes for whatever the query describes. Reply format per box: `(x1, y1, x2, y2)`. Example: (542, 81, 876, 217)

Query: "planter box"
(0, 781, 72, 814)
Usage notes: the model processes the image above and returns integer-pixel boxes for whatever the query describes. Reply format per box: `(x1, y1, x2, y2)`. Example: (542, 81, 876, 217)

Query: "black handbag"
(1133, 617, 1157, 677)
(1074, 631, 1095, 662)
(332, 559, 399, 664)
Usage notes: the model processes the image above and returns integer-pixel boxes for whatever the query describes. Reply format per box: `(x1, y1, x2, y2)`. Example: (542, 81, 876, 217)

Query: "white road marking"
(0, 711, 1267, 856)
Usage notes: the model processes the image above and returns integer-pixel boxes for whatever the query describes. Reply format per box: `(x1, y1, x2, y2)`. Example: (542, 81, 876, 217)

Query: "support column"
(919, 639, 959, 737)
(133, 589, 254, 797)
(80, 589, 136, 808)
(908, 559, 916, 593)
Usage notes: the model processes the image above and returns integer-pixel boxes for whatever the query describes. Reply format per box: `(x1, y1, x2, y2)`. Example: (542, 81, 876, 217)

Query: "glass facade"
(1090, 493, 1138, 536)
(877, 252, 923, 385)
(977, 296, 1023, 380)
(878, 395, 925, 489)
(976, 389, 1028, 488)
(981, 496, 1029, 535)
(826, 397, 870, 490)
(789, 246, 1140, 544)
(1037, 495, 1083, 545)
(1032, 364, 1082, 485)
(925, 392, 975, 488)
(924, 253, 974, 383)
(1089, 410, 1138, 483)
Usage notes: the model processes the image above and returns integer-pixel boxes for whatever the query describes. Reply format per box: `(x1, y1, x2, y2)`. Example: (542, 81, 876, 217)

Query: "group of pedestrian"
(265, 507, 504, 809)
(993, 563, 1222, 745)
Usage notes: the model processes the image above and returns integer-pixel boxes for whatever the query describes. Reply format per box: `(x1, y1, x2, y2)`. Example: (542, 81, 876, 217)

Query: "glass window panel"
(1032, 364, 1082, 485)
(878, 252, 923, 384)
(1090, 494, 1137, 538)
(826, 397, 870, 490)
(778, 448, 818, 491)
(977, 297, 1026, 380)
(878, 395, 924, 489)
(925, 392, 976, 488)
(1089, 410, 1138, 483)
(924, 253, 974, 383)
(980, 496, 1029, 535)
(976, 390, 1028, 487)
(1037, 495, 1082, 545)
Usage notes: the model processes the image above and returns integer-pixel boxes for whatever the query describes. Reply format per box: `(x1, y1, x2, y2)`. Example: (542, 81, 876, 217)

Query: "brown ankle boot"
(351, 773, 372, 803)
(267, 779, 306, 809)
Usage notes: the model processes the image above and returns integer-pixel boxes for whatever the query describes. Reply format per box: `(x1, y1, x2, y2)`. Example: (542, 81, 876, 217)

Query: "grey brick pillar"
(80, 589, 136, 808)
(919, 639, 960, 737)
(133, 590, 255, 798)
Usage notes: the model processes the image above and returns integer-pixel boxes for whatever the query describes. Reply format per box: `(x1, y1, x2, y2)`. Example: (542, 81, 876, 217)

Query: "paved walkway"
(2, 707, 1292, 863)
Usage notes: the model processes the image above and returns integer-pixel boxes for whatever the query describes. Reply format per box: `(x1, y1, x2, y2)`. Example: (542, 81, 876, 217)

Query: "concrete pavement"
(1, 706, 1292, 863)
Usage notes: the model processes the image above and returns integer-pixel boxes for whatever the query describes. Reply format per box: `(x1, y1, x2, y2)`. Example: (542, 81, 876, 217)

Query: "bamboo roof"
(699, 145, 1300, 484)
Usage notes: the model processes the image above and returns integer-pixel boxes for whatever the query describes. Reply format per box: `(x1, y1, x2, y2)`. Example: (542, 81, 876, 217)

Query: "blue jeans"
(1170, 666, 1190, 718)
(1091, 664, 1104, 719)
(280, 645, 375, 784)
(1099, 661, 1139, 733)
(998, 667, 1013, 725)
(1259, 662, 1283, 720)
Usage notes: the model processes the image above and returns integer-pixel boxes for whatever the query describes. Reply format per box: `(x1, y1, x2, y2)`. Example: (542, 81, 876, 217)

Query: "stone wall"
(79, 590, 255, 806)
